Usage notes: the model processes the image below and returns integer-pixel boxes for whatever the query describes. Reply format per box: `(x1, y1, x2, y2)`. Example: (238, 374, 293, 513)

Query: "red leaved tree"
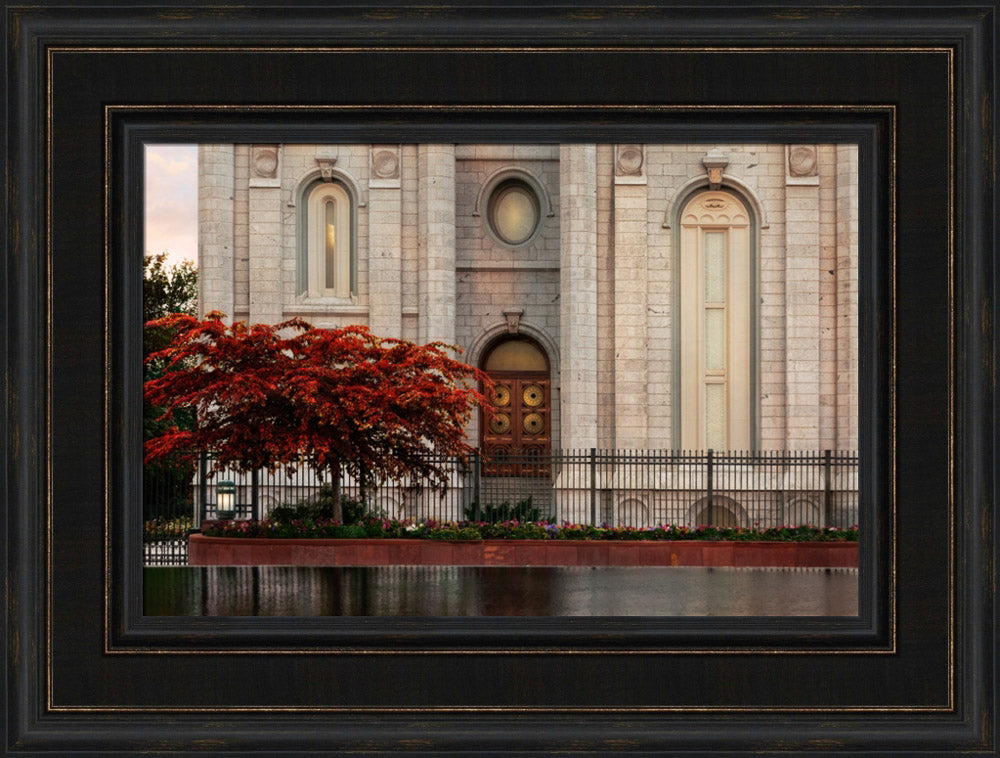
(143, 312, 492, 521)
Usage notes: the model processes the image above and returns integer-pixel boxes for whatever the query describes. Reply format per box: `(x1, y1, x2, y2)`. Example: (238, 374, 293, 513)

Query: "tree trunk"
(330, 466, 343, 523)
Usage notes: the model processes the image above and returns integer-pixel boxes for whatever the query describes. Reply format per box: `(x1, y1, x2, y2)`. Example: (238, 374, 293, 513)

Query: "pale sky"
(144, 144, 198, 267)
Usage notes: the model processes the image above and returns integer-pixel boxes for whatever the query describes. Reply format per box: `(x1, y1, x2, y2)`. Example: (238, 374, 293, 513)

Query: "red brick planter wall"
(188, 534, 858, 568)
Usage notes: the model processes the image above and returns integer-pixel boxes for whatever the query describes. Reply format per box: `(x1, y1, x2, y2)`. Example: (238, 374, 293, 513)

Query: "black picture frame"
(4, 2, 995, 755)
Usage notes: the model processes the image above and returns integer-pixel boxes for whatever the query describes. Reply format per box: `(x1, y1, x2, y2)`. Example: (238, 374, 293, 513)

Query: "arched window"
(692, 495, 746, 528)
(677, 190, 754, 451)
(299, 179, 355, 298)
(616, 498, 650, 528)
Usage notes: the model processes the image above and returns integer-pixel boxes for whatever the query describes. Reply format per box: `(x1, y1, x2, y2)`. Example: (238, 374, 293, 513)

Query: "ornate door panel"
(482, 374, 551, 476)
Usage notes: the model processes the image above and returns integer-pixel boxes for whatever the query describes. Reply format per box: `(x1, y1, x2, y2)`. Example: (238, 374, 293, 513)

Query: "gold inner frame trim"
(98, 101, 903, 661)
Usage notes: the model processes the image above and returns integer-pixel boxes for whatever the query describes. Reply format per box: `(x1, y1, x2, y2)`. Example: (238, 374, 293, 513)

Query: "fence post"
(590, 448, 598, 526)
(251, 469, 260, 521)
(706, 449, 714, 527)
(198, 452, 208, 524)
(472, 450, 481, 521)
(823, 449, 832, 526)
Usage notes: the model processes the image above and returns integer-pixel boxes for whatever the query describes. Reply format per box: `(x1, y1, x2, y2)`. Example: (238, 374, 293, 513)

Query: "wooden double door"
(480, 373, 551, 476)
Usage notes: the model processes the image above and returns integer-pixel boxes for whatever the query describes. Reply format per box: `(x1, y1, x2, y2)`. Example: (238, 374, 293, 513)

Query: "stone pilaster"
(367, 145, 403, 338)
(784, 145, 822, 449)
(197, 144, 235, 322)
(559, 144, 599, 449)
(818, 145, 839, 450)
(247, 145, 283, 324)
(417, 144, 456, 345)
(836, 144, 859, 451)
(613, 145, 648, 448)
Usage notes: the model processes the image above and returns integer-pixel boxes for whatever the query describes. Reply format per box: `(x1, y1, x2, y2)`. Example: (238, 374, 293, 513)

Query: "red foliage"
(144, 312, 492, 494)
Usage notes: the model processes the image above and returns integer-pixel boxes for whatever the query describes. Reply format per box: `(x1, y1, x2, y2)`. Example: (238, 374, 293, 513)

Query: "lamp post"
(216, 480, 236, 520)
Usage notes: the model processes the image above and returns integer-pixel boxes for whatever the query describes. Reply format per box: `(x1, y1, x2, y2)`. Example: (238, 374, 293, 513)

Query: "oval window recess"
(488, 180, 540, 246)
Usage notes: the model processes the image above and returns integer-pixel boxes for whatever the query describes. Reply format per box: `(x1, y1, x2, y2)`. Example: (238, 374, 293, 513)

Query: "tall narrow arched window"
(301, 180, 355, 298)
(677, 190, 754, 450)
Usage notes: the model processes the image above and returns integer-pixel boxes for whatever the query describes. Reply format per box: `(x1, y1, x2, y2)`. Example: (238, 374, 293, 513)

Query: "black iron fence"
(143, 538, 190, 566)
(146, 449, 854, 525)
(143, 456, 197, 522)
(144, 449, 858, 565)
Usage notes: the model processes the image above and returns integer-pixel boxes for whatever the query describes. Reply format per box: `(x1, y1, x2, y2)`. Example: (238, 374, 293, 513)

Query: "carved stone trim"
(660, 174, 770, 230)
(251, 145, 278, 178)
(372, 147, 400, 179)
(615, 144, 644, 176)
(701, 149, 729, 190)
(787, 144, 818, 177)
(315, 155, 338, 182)
(249, 145, 280, 187)
(503, 308, 524, 334)
(370, 145, 401, 189)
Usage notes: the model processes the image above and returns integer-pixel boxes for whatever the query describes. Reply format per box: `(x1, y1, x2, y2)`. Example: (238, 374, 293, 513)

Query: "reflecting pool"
(145, 565, 858, 616)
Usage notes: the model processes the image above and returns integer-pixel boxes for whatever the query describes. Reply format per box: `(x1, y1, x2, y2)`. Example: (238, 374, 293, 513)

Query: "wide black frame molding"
(113, 110, 889, 654)
(5, 2, 996, 756)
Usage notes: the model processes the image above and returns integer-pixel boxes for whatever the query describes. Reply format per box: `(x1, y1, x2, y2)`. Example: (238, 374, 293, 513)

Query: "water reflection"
(145, 566, 858, 617)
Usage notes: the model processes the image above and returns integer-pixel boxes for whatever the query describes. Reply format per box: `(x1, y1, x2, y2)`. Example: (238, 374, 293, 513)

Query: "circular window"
(488, 179, 541, 246)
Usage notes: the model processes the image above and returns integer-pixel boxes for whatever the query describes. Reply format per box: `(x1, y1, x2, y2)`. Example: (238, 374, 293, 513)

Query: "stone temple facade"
(197, 143, 859, 526)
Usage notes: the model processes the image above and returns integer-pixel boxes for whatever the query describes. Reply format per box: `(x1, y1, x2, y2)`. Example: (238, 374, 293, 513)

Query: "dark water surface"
(145, 565, 858, 616)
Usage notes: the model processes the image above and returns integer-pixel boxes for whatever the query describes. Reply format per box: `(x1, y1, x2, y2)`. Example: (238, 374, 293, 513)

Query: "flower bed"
(190, 519, 857, 567)
(200, 517, 858, 543)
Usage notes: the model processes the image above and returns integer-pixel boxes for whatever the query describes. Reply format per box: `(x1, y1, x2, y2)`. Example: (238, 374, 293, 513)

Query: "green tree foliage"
(143, 253, 198, 437)
(144, 252, 198, 374)
(143, 253, 198, 519)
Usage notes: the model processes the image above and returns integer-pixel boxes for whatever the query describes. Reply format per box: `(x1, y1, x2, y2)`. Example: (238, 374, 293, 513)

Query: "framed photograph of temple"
(11, 0, 993, 753)
(143, 140, 861, 617)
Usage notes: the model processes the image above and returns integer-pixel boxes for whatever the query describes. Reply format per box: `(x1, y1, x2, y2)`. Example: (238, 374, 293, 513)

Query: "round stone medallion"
(788, 145, 818, 177)
(616, 145, 643, 175)
(372, 149, 399, 179)
(252, 148, 278, 178)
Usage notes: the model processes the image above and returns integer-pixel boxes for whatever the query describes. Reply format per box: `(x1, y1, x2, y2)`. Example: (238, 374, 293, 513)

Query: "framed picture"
(4, 2, 995, 754)
(140, 138, 865, 621)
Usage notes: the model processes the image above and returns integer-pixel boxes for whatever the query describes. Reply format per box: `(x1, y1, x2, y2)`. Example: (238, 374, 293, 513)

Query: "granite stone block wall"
(198, 142, 859, 456)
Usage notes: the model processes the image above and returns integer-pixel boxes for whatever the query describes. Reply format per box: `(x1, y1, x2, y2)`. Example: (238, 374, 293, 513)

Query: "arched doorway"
(480, 336, 551, 476)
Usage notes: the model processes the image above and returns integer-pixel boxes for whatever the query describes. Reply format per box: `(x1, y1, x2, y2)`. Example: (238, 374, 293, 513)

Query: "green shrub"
(478, 520, 550, 540)
(457, 525, 482, 540)
(142, 459, 197, 522)
(143, 516, 194, 542)
(426, 523, 481, 540)
(265, 504, 300, 523)
(464, 496, 542, 523)
(332, 524, 367, 539)
(201, 517, 859, 542)
(269, 486, 374, 524)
